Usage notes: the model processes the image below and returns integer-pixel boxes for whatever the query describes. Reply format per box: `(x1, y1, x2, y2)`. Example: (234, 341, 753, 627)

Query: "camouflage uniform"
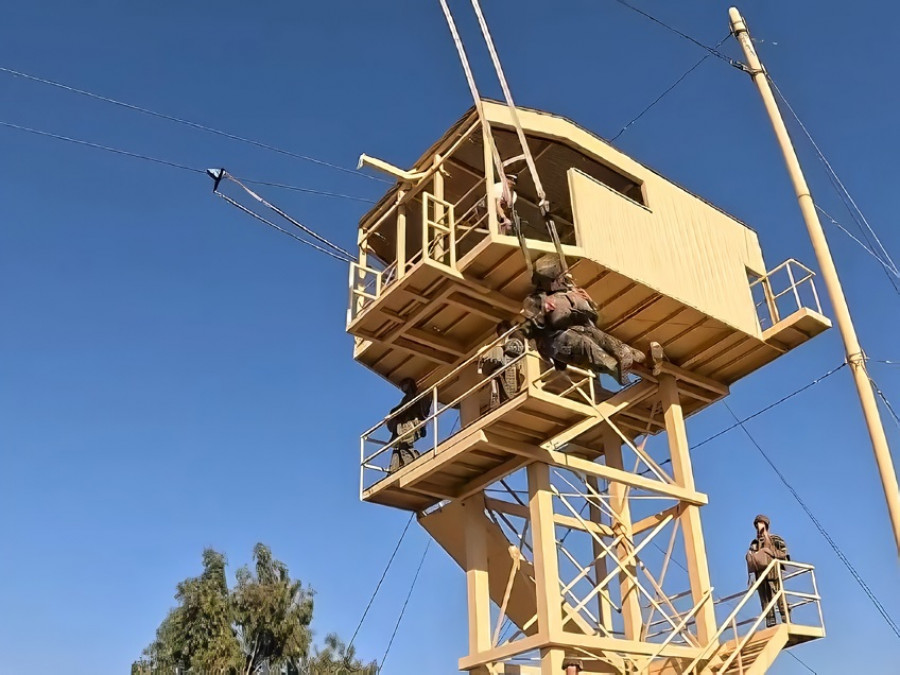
(745, 514, 791, 628)
(386, 379, 431, 473)
(478, 323, 527, 409)
(523, 256, 661, 385)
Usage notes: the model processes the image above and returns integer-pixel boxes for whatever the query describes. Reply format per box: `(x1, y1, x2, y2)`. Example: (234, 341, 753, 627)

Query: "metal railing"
(358, 327, 608, 493)
(682, 560, 823, 674)
(750, 259, 823, 330)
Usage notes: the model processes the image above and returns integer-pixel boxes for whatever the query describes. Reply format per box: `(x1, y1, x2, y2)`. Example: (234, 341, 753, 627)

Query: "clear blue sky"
(1, 1, 898, 672)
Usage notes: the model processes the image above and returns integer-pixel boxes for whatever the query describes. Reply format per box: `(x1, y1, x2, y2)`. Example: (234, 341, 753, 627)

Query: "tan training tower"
(349, 102, 827, 674)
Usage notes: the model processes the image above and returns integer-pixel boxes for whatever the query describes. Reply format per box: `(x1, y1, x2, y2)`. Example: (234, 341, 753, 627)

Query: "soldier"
(385, 378, 432, 473)
(478, 321, 527, 409)
(493, 174, 518, 234)
(522, 255, 663, 385)
(745, 514, 791, 628)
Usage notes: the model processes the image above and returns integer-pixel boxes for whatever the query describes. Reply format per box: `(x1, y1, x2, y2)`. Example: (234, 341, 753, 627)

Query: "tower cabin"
(349, 101, 829, 674)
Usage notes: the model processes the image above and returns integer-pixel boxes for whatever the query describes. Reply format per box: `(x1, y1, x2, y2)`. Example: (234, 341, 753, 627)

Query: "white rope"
(468, 0, 568, 268)
(436, 0, 509, 197)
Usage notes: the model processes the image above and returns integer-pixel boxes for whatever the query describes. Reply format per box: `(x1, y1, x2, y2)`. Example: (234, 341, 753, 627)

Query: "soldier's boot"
(648, 341, 665, 377)
(388, 450, 401, 474)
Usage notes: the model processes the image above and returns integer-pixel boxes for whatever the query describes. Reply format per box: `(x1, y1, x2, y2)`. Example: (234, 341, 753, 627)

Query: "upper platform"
(347, 101, 830, 399)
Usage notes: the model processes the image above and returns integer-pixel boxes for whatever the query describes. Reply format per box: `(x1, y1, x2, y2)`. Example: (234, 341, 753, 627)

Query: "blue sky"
(1, 1, 898, 673)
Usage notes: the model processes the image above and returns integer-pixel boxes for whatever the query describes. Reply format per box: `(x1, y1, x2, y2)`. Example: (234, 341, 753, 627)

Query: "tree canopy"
(133, 544, 375, 674)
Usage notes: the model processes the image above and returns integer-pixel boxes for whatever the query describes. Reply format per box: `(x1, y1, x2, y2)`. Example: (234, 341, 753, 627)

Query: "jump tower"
(348, 102, 827, 674)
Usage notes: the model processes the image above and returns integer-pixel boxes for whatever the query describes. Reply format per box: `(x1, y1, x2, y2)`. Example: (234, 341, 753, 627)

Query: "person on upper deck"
(385, 378, 431, 473)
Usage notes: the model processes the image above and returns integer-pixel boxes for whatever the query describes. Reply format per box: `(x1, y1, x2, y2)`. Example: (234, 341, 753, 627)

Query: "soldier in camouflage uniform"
(522, 256, 663, 385)
(745, 513, 791, 628)
(386, 378, 432, 473)
(478, 321, 527, 409)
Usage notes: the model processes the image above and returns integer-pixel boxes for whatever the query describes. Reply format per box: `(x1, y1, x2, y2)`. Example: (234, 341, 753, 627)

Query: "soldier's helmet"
(532, 255, 567, 291)
(399, 377, 417, 395)
(753, 514, 771, 528)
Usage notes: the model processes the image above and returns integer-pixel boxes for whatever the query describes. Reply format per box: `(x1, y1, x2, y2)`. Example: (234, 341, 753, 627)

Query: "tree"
(233, 544, 313, 674)
(301, 634, 377, 675)
(135, 544, 372, 675)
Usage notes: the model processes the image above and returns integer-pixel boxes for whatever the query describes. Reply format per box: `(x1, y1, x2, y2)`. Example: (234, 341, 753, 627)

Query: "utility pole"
(729, 6, 900, 556)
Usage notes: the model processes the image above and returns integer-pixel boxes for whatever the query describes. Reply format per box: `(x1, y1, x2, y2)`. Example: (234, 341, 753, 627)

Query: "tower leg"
(660, 375, 717, 645)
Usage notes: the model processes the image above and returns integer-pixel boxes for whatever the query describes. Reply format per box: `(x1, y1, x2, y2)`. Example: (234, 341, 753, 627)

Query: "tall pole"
(729, 6, 900, 555)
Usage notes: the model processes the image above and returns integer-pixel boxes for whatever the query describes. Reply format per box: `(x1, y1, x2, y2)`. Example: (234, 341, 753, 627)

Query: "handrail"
(749, 258, 823, 327)
(681, 558, 781, 673)
(361, 344, 532, 468)
(360, 323, 525, 439)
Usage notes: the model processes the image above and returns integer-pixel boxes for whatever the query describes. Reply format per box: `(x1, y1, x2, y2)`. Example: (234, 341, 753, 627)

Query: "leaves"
(136, 544, 370, 675)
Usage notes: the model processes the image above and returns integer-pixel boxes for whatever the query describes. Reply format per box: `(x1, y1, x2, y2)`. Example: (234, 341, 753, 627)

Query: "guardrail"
(358, 328, 609, 494)
(682, 559, 823, 674)
(750, 259, 822, 330)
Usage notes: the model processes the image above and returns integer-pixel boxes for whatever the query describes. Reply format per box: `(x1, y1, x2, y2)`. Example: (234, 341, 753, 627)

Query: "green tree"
(301, 634, 377, 675)
(233, 544, 314, 674)
(135, 544, 371, 675)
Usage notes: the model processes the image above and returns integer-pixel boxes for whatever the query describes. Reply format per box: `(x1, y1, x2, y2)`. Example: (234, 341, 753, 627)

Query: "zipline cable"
(768, 75, 900, 296)
(378, 539, 431, 672)
(605, 0, 746, 70)
(816, 206, 900, 280)
(725, 402, 900, 639)
(348, 514, 416, 652)
(213, 190, 354, 263)
(611, 33, 731, 142)
(0, 64, 389, 183)
(0, 118, 375, 203)
(217, 171, 357, 259)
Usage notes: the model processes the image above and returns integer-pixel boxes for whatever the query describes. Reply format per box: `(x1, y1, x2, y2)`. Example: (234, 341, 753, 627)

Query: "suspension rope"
(378, 540, 431, 672)
(725, 402, 900, 639)
(348, 514, 415, 652)
(216, 171, 357, 259)
(213, 190, 353, 262)
(611, 34, 731, 142)
(468, 0, 569, 271)
(435, 0, 509, 194)
(0, 64, 388, 183)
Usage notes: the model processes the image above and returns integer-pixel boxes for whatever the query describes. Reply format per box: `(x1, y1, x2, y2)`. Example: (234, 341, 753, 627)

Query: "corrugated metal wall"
(569, 168, 766, 337)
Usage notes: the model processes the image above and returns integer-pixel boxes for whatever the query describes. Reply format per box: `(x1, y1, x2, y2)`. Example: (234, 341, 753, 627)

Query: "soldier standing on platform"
(745, 514, 791, 628)
(478, 321, 527, 409)
(386, 378, 431, 473)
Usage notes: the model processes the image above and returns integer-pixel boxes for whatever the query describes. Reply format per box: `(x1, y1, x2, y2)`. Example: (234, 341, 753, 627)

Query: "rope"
(219, 172, 357, 259)
(0, 64, 389, 183)
(378, 540, 431, 672)
(725, 402, 900, 639)
(348, 514, 415, 652)
(870, 375, 900, 433)
(435, 0, 511, 200)
(611, 34, 731, 142)
(214, 191, 354, 263)
(468, 0, 568, 270)
(605, 0, 746, 70)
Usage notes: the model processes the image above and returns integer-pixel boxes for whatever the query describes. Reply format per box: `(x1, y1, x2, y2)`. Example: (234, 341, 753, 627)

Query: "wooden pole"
(729, 6, 900, 556)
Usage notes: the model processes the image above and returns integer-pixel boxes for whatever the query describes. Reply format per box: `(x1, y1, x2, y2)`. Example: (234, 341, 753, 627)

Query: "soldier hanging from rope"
(385, 378, 432, 473)
(478, 320, 527, 409)
(522, 255, 664, 385)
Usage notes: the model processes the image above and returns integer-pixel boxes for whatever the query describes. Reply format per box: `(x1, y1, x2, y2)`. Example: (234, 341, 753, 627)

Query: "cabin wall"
(569, 168, 766, 337)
